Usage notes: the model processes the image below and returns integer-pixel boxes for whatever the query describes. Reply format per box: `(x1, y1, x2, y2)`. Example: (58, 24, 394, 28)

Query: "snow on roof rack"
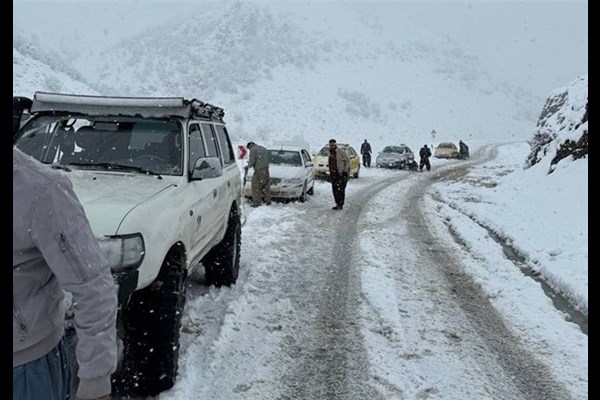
(188, 98, 225, 122)
(31, 92, 225, 122)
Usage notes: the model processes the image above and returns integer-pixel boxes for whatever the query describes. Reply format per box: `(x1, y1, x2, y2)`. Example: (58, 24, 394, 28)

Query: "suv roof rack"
(30, 92, 225, 122)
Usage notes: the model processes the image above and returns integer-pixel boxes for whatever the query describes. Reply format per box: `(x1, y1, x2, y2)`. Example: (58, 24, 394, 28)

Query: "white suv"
(14, 92, 243, 396)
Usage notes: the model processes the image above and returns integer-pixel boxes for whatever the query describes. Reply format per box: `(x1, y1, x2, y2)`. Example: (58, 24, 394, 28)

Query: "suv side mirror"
(305, 161, 313, 167)
(191, 157, 222, 180)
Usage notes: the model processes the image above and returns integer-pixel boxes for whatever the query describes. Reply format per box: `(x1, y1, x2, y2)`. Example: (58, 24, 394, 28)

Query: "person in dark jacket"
(360, 139, 372, 167)
(459, 140, 470, 159)
(246, 141, 271, 207)
(328, 139, 350, 210)
(13, 147, 118, 400)
(419, 144, 432, 172)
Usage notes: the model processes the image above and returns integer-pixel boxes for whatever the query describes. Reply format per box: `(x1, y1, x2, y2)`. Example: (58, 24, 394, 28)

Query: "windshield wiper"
(66, 162, 163, 179)
(51, 163, 72, 172)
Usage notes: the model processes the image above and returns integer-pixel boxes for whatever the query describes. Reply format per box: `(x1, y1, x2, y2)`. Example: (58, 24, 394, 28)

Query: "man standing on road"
(360, 139, 372, 167)
(419, 144, 432, 172)
(13, 147, 118, 400)
(328, 139, 350, 210)
(246, 141, 271, 207)
(459, 140, 470, 159)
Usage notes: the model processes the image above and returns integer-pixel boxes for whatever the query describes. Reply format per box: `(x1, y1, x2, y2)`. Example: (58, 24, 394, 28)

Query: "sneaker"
(332, 205, 343, 210)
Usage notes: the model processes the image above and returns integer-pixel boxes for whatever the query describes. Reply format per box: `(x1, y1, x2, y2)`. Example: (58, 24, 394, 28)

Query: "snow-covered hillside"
(13, 29, 98, 97)
(13, 2, 542, 154)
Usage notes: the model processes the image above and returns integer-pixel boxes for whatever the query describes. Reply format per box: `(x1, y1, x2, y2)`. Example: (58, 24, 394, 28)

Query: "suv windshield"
(15, 116, 183, 176)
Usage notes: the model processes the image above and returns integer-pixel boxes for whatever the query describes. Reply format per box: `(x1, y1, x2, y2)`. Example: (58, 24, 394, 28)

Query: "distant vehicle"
(244, 145, 315, 202)
(434, 142, 461, 159)
(375, 145, 416, 169)
(312, 143, 361, 179)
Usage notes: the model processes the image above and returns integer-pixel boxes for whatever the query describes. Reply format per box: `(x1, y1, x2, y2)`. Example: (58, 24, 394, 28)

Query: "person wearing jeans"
(246, 141, 272, 207)
(327, 139, 350, 210)
(13, 147, 118, 400)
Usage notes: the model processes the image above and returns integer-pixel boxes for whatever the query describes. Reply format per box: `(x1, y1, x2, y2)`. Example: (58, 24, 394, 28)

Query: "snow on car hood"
(67, 170, 176, 235)
(269, 165, 304, 179)
(247, 165, 303, 179)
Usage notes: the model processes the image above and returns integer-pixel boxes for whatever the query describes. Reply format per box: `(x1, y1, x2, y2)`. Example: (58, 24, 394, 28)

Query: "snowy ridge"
(13, 47, 99, 97)
(35, 1, 541, 153)
(13, 28, 98, 96)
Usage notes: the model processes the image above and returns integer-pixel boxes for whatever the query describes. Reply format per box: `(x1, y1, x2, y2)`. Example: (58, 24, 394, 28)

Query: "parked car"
(375, 145, 416, 169)
(244, 145, 315, 202)
(13, 92, 242, 397)
(434, 142, 461, 158)
(312, 143, 361, 179)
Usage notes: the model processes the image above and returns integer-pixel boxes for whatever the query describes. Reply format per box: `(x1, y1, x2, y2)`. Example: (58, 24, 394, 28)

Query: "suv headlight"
(98, 233, 145, 272)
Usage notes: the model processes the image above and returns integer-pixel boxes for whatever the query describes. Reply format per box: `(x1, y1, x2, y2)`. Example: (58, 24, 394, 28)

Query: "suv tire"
(118, 256, 187, 396)
(204, 209, 241, 287)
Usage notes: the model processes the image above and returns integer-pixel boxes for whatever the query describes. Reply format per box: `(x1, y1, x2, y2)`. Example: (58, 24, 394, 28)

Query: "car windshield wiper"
(66, 162, 163, 178)
(50, 163, 72, 172)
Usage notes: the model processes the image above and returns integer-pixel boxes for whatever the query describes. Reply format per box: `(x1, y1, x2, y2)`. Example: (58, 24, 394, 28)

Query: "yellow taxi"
(312, 143, 361, 179)
(434, 142, 461, 159)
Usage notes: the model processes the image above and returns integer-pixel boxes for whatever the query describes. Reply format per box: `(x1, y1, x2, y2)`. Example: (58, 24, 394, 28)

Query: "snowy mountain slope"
(13, 29, 99, 96)
(63, 2, 540, 153)
(85, 3, 319, 98)
(13, 47, 99, 97)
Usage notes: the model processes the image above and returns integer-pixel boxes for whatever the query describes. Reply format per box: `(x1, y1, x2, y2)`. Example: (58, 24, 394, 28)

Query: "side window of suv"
(214, 125, 234, 165)
(189, 123, 206, 173)
(201, 123, 220, 160)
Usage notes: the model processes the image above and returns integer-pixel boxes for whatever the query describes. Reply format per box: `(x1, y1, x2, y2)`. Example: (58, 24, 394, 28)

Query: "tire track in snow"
(278, 175, 406, 400)
(404, 145, 573, 400)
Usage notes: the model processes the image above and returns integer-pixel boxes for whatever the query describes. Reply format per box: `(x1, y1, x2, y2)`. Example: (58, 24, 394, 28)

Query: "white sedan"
(244, 145, 315, 202)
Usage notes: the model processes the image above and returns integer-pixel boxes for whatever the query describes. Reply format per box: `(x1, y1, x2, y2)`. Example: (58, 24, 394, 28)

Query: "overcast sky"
(13, 0, 587, 101)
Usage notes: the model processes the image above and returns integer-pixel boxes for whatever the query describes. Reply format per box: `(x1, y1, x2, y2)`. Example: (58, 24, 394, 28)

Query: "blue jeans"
(13, 336, 73, 400)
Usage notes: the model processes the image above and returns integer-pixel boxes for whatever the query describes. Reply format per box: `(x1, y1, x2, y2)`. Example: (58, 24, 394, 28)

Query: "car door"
(301, 149, 314, 188)
(200, 123, 232, 239)
(213, 123, 240, 212)
(347, 146, 360, 176)
(186, 122, 221, 265)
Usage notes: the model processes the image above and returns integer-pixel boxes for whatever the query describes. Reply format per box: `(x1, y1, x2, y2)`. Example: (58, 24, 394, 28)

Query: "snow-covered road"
(147, 144, 586, 400)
